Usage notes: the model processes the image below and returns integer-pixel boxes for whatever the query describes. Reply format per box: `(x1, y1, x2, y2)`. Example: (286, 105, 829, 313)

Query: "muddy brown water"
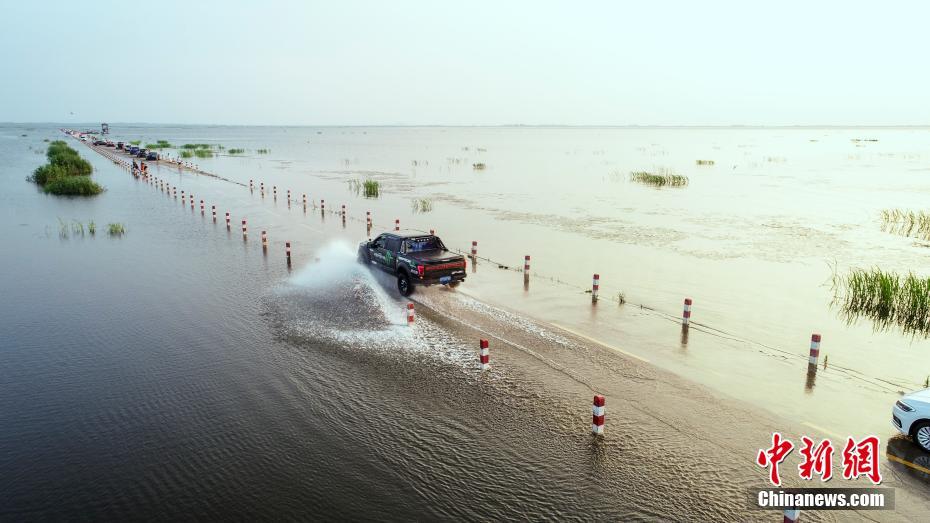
(2, 124, 930, 520)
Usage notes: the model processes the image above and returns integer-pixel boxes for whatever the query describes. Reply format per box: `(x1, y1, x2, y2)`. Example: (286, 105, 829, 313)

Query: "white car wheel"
(915, 423, 930, 452)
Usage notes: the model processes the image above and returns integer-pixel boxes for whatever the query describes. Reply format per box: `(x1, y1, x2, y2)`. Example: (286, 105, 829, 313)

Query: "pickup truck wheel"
(397, 272, 413, 296)
(448, 281, 460, 288)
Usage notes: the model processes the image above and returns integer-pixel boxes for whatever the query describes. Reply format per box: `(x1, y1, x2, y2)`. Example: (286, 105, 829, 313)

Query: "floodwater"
(2, 123, 930, 520)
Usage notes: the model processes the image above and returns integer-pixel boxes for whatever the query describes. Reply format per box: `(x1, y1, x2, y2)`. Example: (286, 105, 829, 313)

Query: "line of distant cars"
(89, 137, 159, 161)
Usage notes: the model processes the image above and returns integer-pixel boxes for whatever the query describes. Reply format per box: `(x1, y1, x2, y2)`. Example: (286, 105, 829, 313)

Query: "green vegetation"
(348, 178, 380, 198)
(43, 175, 104, 196)
(410, 198, 433, 213)
(145, 140, 173, 149)
(472, 162, 486, 170)
(181, 143, 213, 150)
(880, 209, 930, 240)
(257, 148, 270, 154)
(832, 267, 930, 337)
(695, 159, 715, 165)
(107, 223, 126, 236)
(88, 221, 96, 235)
(193, 149, 213, 158)
(28, 141, 103, 195)
(227, 148, 245, 154)
(630, 170, 689, 188)
(180, 150, 193, 158)
(129, 140, 141, 145)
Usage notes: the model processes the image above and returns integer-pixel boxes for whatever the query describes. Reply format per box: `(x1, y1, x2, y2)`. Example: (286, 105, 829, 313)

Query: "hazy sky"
(2, 1, 928, 126)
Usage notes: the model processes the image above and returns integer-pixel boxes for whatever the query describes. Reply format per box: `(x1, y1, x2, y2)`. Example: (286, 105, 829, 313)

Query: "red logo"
(841, 436, 882, 484)
(798, 436, 833, 481)
(757, 432, 794, 486)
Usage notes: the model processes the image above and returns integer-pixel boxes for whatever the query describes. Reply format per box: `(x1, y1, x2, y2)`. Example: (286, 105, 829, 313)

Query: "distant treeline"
(28, 141, 104, 196)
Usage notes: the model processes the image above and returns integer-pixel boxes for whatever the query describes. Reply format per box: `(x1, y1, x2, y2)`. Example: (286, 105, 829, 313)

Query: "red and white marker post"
(241, 219, 247, 237)
(287, 189, 291, 201)
(592, 395, 606, 435)
(200, 200, 204, 214)
(303, 194, 307, 206)
(479, 339, 490, 370)
(471, 241, 477, 258)
(225, 212, 230, 229)
(809, 334, 821, 366)
(395, 219, 400, 231)
(249, 179, 253, 190)
(261, 230, 268, 251)
(286, 241, 292, 265)
(212, 205, 216, 222)
(429, 229, 435, 235)
(366, 211, 372, 229)
(190, 195, 195, 209)
(321, 200, 325, 212)
(341, 204, 346, 217)
(683, 298, 693, 326)
(406, 303, 415, 325)
(592, 274, 600, 302)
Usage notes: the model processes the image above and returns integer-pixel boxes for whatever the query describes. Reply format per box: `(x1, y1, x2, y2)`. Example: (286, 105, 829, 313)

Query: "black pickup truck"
(358, 232, 466, 296)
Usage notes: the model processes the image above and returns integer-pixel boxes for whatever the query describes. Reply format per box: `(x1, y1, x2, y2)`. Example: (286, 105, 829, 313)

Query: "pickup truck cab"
(359, 231, 466, 296)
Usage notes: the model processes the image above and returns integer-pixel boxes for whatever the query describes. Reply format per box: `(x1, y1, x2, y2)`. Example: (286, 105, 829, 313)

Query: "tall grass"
(256, 148, 270, 154)
(832, 267, 930, 336)
(129, 140, 141, 145)
(108, 223, 126, 236)
(146, 140, 173, 149)
(472, 163, 486, 170)
(630, 169, 689, 188)
(227, 148, 245, 154)
(28, 141, 103, 195)
(348, 178, 380, 198)
(181, 143, 213, 150)
(695, 159, 715, 165)
(193, 149, 213, 158)
(880, 209, 930, 240)
(410, 198, 433, 213)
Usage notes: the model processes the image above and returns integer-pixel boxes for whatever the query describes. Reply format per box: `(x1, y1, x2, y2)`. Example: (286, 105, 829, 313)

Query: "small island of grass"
(28, 141, 104, 196)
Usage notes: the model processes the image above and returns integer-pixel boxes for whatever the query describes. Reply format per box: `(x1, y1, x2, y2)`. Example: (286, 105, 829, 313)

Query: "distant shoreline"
(5, 122, 930, 130)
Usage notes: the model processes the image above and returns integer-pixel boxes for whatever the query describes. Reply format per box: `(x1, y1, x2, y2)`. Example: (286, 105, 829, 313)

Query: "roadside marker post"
(273, 186, 277, 199)
(190, 195, 195, 210)
(225, 212, 230, 229)
(321, 200, 325, 212)
(242, 219, 247, 238)
(592, 395, 606, 435)
(249, 179, 253, 191)
(212, 205, 216, 222)
(200, 200, 204, 214)
(471, 241, 477, 258)
(286, 241, 292, 266)
(809, 334, 821, 366)
(682, 298, 693, 326)
(479, 339, 490, 370)
(407, 303, 415, 325)
(592, 274, 600, 303)
(287, 189, 291, 201)
(303, 194, 307, 206)
(524, 255, 530, 275)
(395, 219, 400, 231)
(366, 211, 372, 229)
(261, 230, 268, 251)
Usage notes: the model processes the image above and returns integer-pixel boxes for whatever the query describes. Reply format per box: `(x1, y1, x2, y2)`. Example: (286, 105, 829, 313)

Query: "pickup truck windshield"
(404, 237, 443, 252)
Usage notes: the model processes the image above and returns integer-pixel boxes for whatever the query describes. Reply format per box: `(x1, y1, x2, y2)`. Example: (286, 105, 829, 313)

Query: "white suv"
(893, 389, 930, 452)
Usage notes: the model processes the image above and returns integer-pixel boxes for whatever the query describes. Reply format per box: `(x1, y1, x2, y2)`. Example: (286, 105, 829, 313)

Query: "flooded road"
(2, 124, 930, 520)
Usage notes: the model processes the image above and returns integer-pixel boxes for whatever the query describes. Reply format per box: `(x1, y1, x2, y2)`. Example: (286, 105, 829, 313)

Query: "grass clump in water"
(181, 143, 213, 150)
(630, 169, 689, 188)
(145, 140, 173, 149)
(695, 159, 715, 165)
(257, 148, 270, 154)
(410, 198, 433, 213)
(107, 223, 126, 236)
(880, 209, 930, 240)
(472, 162, 486, 170)
(28, 141, 103, 195)
(193, 149, 213, 159)
(832, 267, 930, 337)
(180, 150, 193, 158)
(227, 148, 245, 154)
(129, 140, 141, 145)
(348, 178, 380, 198)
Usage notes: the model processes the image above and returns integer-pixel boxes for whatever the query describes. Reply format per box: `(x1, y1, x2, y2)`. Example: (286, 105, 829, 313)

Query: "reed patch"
(880, 209, 930, 240)
(832, 267, 930, 337)
(630, 169, 689, 188)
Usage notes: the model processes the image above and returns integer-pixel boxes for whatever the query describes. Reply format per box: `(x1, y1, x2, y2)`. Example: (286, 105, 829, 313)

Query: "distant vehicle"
(358, 231, 466, 296)
(93, 140, 104, 146)
(893, 389, 930, 452)
(128, 146, 139, 154)
(146, 152, 158, 161)
(117, 142, 124, 149)
(136, 149, 147, 158)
